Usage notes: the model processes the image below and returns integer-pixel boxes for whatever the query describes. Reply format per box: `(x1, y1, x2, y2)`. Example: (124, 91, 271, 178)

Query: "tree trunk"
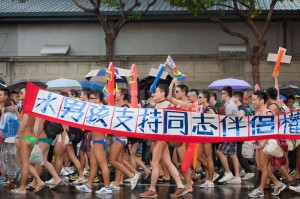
(105, 35, 116, 66)
(250, 41, 267, 86)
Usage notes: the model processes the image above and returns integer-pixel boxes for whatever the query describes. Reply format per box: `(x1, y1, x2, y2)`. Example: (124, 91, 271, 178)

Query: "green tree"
(168, 0, 285, 85)
(72, 0, 157, 64)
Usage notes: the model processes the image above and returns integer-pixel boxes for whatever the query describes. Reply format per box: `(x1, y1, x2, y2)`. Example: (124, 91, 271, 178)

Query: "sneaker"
(139, 188, 158, 198)
(110, 182, 121, 191)
(272, 182, 286, 196)
(130, 173, 140, 190)
(60, 168, 69, 176)
(213, 173, 220, 182)
(45, 178, 55, 185)
(240, 170, 245, 177)
(65, 167, 74, 175)
(95, 187, 112, 194)
(72, 178, 87, 185)
(290, 185, 300, 193)
(83, 168, 89, 176)
(170, 187, 188, 198)
(93, 176, 100, 183)
(199, 180, 215, 188)
(227, 177, 241, 184)
(248, 188, 264, 198)
(218, 172, 234, 183)
(242, 173, 255, 181)
(76, 184, 92, 193)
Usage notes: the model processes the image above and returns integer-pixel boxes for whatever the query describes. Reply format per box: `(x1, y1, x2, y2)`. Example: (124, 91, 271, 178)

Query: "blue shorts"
(93, 139, 107, 148)
(114, 137, 128, 146)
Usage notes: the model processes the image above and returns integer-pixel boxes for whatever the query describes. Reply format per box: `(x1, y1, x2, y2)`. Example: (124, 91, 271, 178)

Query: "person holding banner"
(53, 92, 86, 185)
(197, 90, 217, 188)
(109, 88, 141, 190)
(76, 91, 112, 194)
(232, 91, 255, 181)
(248, 91, 275, 198)
(139, 84, 187, 198)
(166, 79, 194, 192)
(217, 86, 241, 184)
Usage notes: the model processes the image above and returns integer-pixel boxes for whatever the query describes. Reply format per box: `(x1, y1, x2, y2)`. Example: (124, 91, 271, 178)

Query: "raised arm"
(167, 78, 191, 110)
(273, 72, 280, 102)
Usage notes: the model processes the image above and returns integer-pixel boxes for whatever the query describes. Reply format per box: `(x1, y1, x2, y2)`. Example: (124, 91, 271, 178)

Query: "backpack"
(44, 121, 64, 138)
(68, 127, 84, 144)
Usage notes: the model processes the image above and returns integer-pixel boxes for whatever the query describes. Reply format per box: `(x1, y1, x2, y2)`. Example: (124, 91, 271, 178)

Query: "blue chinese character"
(60, 98, 87, 122)
(86, 105, 110, 127)
(138, 109, 162, 133)
(192, 113, 218, 135)
(250, 116, 275, 135)
(280, 111, 300, 134)
(221, 116, 247, 137)
(164, 110, 188, 135)
(35, 92, 57, 114)
(113, 108, 135, 132)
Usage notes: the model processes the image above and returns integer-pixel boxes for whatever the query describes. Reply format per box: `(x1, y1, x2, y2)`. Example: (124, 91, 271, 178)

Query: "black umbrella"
(139, 75, 173, 91)
(279, 84, 300, 97)
(8, 79, 47, 91)
(0, 77, 6, 85)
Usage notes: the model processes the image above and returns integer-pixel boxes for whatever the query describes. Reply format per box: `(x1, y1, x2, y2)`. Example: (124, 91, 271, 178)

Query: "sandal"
(10, 189, 26, 195)
(34, 184, 45, 193)
(26, 184, 36, 190)
(158, 176, 171, 182)
(49, 180, 62, 190)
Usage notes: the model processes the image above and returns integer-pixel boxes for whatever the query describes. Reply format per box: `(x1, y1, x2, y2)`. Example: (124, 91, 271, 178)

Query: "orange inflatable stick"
(129, 64, 138, 108)
(272, 48, 285, 76)
(192, 144, 198, 169)
(106, 62, 115, 106)
(181, 143, 197, 173)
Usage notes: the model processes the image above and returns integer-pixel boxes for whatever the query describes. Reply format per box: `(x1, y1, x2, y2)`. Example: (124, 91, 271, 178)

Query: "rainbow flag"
(173, 69, 186, 81)
(102, 85, 108, 97)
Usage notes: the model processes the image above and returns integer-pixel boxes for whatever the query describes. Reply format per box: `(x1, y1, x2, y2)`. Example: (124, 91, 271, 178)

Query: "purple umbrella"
(208, 78, 252, 90)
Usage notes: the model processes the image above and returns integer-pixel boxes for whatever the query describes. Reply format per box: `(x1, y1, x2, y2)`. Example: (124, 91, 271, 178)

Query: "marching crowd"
(0, 73, 300, 198)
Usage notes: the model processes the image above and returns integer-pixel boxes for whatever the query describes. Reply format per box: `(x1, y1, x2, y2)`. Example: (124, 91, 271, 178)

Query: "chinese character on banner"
(111, 107, 138, 132)
(84, 104, 115, 129)
(250, 116, 278, 136)
(219, 116, 248, 137)
(32, 90, 64, 118)
(279, 111, 300, 134)
(58, 98, 89, 124)
(191, 112, 219, 136)
(137, 108, 163, 134)
(163, 110, 191, 135)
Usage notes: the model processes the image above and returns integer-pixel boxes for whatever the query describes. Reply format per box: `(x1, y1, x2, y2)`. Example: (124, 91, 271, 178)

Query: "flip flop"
(34, 184, 45, 193)
(26, 184, 36, 190)
(49, 180, 62, 190)
(10, 189, 26, 195)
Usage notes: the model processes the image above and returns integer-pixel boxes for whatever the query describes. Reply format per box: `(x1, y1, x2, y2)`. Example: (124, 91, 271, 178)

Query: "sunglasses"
(221, 92, 226, 95)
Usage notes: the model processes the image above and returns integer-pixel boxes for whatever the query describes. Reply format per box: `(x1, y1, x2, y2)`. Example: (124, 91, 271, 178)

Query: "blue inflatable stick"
(150, 64, 166, 93)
